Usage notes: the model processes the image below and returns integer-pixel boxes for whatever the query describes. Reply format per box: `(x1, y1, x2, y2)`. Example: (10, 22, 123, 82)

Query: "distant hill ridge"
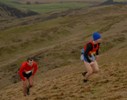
(0, 3, 38, 18)
(101, 0, 127, 5)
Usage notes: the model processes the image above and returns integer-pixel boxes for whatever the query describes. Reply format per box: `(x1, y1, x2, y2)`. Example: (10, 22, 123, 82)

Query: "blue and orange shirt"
(84, 41, 100, 63)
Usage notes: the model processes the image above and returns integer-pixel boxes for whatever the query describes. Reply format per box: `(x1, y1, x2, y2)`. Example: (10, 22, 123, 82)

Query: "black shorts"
(23, 71, 32, 79)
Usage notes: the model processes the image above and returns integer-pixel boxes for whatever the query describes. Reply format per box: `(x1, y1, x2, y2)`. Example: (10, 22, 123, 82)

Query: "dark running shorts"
(23, 71, 32, 79)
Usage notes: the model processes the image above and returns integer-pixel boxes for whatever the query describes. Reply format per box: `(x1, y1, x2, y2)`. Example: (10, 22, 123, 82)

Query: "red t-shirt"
(19, 61, 38, 81)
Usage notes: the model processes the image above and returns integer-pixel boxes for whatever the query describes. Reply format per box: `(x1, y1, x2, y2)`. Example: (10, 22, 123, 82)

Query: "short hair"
(27, 57, 34, 61)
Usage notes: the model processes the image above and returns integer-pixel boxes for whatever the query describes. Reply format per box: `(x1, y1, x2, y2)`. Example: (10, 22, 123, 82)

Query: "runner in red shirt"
(19, 57, 38, 96)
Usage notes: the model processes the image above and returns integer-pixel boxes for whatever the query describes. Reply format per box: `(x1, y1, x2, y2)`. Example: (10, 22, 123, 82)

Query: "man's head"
(27, 57, 34, 66)
(92, 32, 102, 43)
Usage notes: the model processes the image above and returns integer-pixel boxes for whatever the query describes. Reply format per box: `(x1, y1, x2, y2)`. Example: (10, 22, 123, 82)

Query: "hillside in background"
(18, 0, 106, 3)
(0, 0, 106, 13)
(101, 0, 127, 5)
(0, 3, 37, 18)
(0, 0, 127, 100)
(1, 0, 127, 14)
(19, 0, 127, 4)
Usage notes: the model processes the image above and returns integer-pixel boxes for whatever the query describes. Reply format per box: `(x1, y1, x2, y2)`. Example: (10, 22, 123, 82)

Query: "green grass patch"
(21, 3, 90, 13)
(101, 42, 114, 53)
(0, 0, 90, 13)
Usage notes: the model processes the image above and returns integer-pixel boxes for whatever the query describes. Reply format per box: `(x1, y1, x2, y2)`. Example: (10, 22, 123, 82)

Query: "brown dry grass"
(0, 4, 127, 100)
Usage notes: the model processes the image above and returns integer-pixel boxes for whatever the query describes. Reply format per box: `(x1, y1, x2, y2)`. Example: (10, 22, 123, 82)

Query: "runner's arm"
(84, 43, 93, 63)
(19, 66, 26, 81)
(32, 63, 38, 76)
(96, 43, 100, 55)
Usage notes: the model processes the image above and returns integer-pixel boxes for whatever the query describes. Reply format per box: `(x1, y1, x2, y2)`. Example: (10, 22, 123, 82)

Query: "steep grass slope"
(0, 2, 37, 30)
(0, 4, 127, 100)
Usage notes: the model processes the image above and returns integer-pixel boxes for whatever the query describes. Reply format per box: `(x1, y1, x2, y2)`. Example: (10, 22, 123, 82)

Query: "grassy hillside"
(0, 6, 14, 20)
(0, 0, 105, 13)
(18, 0, 106, 3)
(0, 3, 127, 100)
(114, 0, 127, 2)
